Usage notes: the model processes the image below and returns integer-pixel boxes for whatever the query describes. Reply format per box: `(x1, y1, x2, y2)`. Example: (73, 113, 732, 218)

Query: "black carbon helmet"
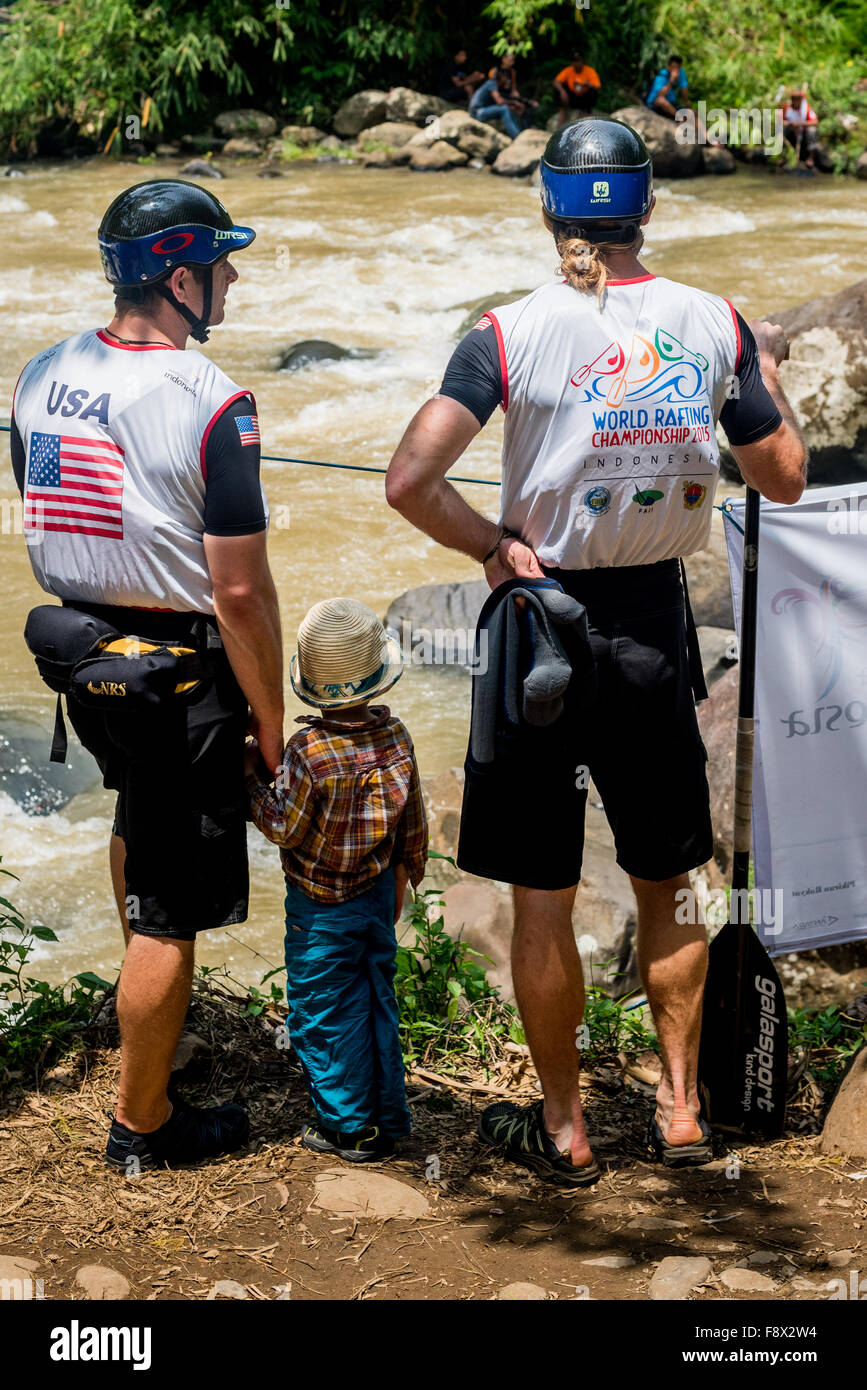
(540, 118, 653, 245)
(98, 180, 255, 343)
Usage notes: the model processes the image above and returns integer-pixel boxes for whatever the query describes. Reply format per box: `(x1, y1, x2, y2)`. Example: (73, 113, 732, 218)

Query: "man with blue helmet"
(387, 119, 806, 1184)
(10, 180, 284, 1169)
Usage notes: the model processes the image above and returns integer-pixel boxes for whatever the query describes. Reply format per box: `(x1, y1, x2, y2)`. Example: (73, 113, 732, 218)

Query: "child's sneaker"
(300, 1121, 394, 1163)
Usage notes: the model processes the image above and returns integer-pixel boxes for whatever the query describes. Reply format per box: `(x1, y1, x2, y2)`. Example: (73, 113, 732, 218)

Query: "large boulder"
(214, 109, 276, 139)
(179, 158, 224, 180)
(280, 124, 328, 146)
(820, 1044, 867, 1160)
(492, 128, 550, 178)
(408, 139, 469, 172)
(769, 279, 867, 485)
(385, 88, 447, 125)
(702, 145, 737, 175)
(411, 109, 509, 164)
(357, 121, 420, 150)
(333, 90, 389, 138)
(610, 104, 703, 178)
(385, 580, 488, 661)
(221, 137, 262, 159)
(856, 151, 867, 181)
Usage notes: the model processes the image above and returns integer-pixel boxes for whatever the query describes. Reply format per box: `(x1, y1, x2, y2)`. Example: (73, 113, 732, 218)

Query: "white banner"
(722, 482, 867, 956)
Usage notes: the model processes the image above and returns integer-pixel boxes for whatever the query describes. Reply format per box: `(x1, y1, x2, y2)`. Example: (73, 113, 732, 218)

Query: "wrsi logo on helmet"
(97, 179, 256, 343)
(540, 118, 653, 246)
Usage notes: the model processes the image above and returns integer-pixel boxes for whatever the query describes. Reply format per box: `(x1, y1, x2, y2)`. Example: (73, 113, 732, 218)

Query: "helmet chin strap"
(156, 265, 214, 344)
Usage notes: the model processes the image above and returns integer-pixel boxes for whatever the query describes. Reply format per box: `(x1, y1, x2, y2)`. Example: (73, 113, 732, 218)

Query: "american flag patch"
(25, 431, 125, 539)
(235, 415, 260, 447)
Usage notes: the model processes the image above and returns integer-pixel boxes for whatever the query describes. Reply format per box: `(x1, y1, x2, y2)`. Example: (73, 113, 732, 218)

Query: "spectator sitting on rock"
(491, 51, 539, 129)
(438, 46, 485, 106)
(469, 73, 522, 140)
(646, 54, 691, 119)
(781, 84, 819, 168)
(553, 50, 601, 126)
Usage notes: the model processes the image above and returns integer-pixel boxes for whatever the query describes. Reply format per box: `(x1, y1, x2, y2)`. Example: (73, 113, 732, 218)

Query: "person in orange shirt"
(553, 50, 601, 126)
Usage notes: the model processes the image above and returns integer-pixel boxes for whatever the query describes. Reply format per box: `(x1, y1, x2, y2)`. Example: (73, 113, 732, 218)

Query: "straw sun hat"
(289, 598, 404, 709)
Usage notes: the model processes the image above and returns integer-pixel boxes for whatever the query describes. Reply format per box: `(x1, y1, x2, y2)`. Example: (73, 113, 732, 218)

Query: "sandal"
(647, 1114, 713, 1168)
(479, 1100, 601, 1187)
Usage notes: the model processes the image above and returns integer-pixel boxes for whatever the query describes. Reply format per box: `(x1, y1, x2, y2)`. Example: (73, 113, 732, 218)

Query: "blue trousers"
(471, 103, 522, 139)
(283, 868, 411, 1137)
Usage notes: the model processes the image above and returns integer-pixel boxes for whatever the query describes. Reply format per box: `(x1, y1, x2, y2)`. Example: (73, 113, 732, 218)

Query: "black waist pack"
(24, 605, 208, 763)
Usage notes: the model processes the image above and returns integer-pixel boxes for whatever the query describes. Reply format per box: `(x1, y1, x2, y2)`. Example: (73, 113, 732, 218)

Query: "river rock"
(357, 121, 421, 150)
(455, 289, 533, 338)
(179, 158, 224, 179)
(277, 340, 378, 371)
(215, 109, 276, 139)
(0, 712, 99, 815)
(280, 124, 327, 146)
(820, 1044, 867, 1160)
(74, 1264, 131, 1300)
(702, 145, 737, 175)
(359, 147, 412, 169)
(333, 90, 389, 137)
(682, 532, 735, 628)
(408, 139, 469, 172)
(497, 1282, 547, 1300)
(221, 137, 262, 159)
(771, 278, 867, 485)
(440, 879, 515, 999)
(719, 1267, 777, 1292)
(313, 1168, 431, 1219)
(611, 105, 703, 178)
(412, 109, 509, 164)
(386, 579, 488, 646)
(385, 88, 447, 125)
(492, 128, 550, 178)
(698, 665, 737, 876)
(649, 1255, 712, 1300)
(856, 152, 867, 181)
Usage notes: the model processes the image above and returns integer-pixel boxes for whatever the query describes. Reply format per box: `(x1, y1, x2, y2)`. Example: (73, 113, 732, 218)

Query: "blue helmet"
(98, 180, 255, 342)
(540, 118, 653, 245)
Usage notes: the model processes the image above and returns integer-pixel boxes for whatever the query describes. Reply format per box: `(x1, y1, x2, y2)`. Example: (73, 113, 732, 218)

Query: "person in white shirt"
(386, 118, 807, 1184)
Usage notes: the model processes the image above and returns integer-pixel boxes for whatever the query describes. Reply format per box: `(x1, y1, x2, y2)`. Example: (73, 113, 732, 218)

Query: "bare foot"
(544, 1108, 596, 1168)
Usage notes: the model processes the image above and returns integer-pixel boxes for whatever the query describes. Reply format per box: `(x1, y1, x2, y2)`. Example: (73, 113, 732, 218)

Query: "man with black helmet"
(387, 119, 807, 1184)
(10, 180, 284, 1169)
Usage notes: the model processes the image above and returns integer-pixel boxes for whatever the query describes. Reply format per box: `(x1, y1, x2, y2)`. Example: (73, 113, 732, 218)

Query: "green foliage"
(789, 996, 867, 1088)
(582, 984, 657, 1063)
(0, 0, 864, 161)
(395, 887, 523, 1070)
(0, 861, 113, 1087)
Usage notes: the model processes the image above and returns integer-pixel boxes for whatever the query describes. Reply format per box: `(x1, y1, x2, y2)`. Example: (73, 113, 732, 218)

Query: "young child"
(246, 597, 428, 1162)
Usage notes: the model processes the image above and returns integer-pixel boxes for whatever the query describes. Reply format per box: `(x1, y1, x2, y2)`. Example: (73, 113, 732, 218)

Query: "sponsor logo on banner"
(583, 485, 611, 517)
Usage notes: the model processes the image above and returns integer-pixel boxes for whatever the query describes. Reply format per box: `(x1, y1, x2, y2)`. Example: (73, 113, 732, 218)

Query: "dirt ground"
(0, 984, 864, 1303)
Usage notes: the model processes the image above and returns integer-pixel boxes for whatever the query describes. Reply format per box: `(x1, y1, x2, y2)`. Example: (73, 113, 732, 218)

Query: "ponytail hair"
(542, 210, 643, 307)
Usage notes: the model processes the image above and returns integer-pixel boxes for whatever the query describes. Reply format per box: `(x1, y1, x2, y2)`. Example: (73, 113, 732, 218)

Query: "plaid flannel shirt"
(247, 704, 428, 903)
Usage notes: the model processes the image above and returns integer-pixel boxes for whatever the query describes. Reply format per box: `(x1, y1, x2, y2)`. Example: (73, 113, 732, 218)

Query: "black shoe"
(647, 1114, 713, 1168)
(478, 1099, 601, 1187)
(105, 1100, 250, 1170)
(300, 1121, 394, 1163)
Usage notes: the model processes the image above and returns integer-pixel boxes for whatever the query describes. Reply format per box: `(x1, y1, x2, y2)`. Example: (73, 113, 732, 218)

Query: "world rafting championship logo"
(571, 326, 709, 406)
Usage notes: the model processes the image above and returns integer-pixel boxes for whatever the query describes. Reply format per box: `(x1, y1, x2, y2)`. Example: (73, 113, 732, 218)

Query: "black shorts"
(65, 604, 250, 940)
(457, 559, 713, 890)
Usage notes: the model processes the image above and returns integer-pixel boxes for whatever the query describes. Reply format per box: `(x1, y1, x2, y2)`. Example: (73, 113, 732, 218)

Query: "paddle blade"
(698, 921, 788, 1139)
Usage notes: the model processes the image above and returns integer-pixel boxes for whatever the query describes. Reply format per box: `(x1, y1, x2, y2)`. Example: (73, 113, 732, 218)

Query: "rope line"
(0, 421, 500, 487)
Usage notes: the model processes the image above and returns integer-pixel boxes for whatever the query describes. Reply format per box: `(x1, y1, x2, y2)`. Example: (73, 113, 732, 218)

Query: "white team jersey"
(488, 276, 740, 569)
(13, 329, 266, 614)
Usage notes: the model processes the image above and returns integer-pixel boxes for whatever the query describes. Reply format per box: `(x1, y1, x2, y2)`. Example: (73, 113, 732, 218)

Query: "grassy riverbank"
(0, 1, 864, 168)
